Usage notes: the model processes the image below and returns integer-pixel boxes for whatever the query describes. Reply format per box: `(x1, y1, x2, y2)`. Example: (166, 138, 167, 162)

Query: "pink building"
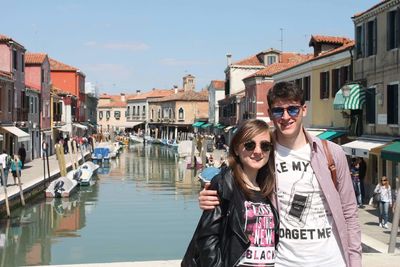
(25, 52, 53, 155)
(0, 34, 30, 155)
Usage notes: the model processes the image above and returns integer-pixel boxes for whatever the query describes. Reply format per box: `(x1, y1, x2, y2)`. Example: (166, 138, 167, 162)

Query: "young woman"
(374, 176, 393, 229)
(182, 119, 279, 267)
(10, 155, 22, 185)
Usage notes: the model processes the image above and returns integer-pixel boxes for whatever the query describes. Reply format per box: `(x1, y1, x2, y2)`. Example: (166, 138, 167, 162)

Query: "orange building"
(49, 58, 86, 122)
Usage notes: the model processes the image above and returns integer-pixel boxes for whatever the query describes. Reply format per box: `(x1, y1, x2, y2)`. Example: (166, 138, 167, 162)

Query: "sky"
(2, 0, 380, 95)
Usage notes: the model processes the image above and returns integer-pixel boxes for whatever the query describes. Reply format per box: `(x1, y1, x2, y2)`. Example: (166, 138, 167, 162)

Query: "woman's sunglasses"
(270, 105, 302, 119)
(243, 140, 273, 152)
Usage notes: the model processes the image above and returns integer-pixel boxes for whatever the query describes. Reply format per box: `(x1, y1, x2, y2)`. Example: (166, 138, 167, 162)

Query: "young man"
(199, 81, 361, 266)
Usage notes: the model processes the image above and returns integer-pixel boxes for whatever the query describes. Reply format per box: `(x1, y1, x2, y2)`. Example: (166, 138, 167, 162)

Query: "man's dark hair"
(267, 81, 305, 107)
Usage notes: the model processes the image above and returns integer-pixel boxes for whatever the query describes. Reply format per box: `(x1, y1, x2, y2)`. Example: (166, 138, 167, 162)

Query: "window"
(320, 71, 330, 99)
(158, 109, 161, 119)
(114, 111, 121, 120)
(133, 106, 136, 116)
(137, 105, 140, 115)
(178, 108, 184, 120)
(34, 97, 37, 114)
(356, 25, 364, 58)
(41, 68, 45, 83)
(127, 106, 130, 117)
(340, 65, 351, 87)
(387, 84, 399, 124)
(366, 19, 377, 56)
(106, 111, 110, 119)
(142, 106, 146, 115)
(21, 54, 24, 72)
(99, 111, 103, 119)
(365, 88, 376, 124)
(332, 69, 340, 97)
(8, 89, 12, 112)
(168, 108, 172, 118)
(267, 55, 276, 65)
(295, 78, 302, 90)
(303, 76, 310, 101)
(13, 50, 17, 70)
(151, 109, 154, 119)
(387, 10, 400, 50)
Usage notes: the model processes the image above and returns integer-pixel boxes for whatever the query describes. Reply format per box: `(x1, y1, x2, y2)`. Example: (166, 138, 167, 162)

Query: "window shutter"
(397, 8, 400, 48)
(361, 23, 365, 57)
(320, 72, 324, 99)
(374, 18, 377, 55)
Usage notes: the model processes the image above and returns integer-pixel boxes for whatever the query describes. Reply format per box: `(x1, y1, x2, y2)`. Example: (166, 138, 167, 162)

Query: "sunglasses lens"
(244, 141, 256, 151)
(271, 107, 284, 118)
(260, 141, 272, 152)
(287, 106, 301, 116)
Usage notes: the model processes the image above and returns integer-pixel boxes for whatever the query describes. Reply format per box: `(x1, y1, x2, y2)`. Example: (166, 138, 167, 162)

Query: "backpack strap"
(321, 140, 338, 190)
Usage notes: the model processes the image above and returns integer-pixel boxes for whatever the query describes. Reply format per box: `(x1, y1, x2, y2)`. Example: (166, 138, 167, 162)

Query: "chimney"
(136, 90, 141, 94)
(226, 53, 232, 66)
(120, 93, 126, 101)
(173, 85, 178, 94)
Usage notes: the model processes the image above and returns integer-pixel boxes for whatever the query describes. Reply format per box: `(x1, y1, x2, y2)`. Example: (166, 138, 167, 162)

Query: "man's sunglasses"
(243, 140, 273, 152)
(270, 105, 302, 119)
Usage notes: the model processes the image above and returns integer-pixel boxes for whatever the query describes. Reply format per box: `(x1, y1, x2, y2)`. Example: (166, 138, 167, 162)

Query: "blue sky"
(2, 0, 379, 94)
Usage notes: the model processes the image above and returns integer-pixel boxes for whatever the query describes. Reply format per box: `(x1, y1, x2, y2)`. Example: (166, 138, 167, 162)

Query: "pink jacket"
(272, 129, 362, 267)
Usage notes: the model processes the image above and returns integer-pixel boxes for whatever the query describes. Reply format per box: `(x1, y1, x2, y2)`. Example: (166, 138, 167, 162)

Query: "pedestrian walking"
(18, 144, 26, 169)
(351, 158, 363, 208)
(374, 176, 393, 229)
(10, 155, 22, 185)
(0, 150, 9, 186)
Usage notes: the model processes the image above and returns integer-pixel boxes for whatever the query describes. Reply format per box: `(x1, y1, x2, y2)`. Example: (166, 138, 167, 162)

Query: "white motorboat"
(45, 176, 78, 198)
(67, 161, 99, 186)
(129, 134, 144, 143)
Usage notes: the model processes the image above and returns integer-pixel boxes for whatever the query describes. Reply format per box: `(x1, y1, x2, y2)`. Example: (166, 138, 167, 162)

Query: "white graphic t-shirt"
(274, 143, 345, 267)
(237, 191, 276, 267)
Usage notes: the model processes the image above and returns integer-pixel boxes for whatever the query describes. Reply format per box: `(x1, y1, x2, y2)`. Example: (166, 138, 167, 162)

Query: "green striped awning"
(200, 123, 212, 128)
(192, 121, 205, 127)
(333, 84, 366, 110)
(381, 141, 400, 162)
(317, 130, 345, 141)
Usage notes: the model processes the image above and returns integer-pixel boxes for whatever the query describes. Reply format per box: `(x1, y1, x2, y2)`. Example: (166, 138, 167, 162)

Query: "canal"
(0, 144, 202, 266)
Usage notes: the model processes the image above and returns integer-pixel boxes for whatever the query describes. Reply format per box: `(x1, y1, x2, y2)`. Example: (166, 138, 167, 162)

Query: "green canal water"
(0, 144, 202, 266)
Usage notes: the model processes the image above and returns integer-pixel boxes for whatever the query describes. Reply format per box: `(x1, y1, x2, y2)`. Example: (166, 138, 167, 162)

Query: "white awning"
(2, 126, 30, 142)
(125, 121, 143, 128)
(342, 140, 387, 158)
(58, 125, 70, 132)
(73, 123, 88, 130)
(224, 126, 234, 132)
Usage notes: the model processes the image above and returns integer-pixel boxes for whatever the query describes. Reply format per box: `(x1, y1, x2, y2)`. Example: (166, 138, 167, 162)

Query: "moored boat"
(45, 176, 78, 198)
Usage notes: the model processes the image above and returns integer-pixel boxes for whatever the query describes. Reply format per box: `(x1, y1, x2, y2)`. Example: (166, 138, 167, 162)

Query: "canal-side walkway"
(0, 149, 90, 213)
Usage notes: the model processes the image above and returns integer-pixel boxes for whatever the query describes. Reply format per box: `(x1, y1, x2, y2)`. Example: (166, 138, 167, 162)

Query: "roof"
(273, 39, 355, 76)
(245, 62, 302, 79)
(150, 90, 208, 103)
(309, 35, 352, 46)
(352, 0, 387, 19)
(25, 53, 47, 65)
(127, 89, 174, 100)
(233, 55, 264, 66)
(0, 70, 12, 80)
(49, 58, 78, 71)
(0, 34, 12, 42)
(99, 101, 127, 108)
(0, 34, 24, 48)
(210, 80, 225, 90)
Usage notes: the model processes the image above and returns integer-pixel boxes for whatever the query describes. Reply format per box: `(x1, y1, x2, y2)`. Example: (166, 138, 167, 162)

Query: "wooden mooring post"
(14, 155, 25, 206)
(0, 165, 10, 217)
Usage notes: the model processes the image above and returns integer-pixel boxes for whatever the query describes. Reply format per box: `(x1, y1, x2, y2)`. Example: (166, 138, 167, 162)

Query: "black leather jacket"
(182, 167, 279, 267)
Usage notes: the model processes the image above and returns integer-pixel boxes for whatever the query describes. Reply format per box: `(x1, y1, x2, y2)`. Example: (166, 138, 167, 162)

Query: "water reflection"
(0, 144, 201, 266)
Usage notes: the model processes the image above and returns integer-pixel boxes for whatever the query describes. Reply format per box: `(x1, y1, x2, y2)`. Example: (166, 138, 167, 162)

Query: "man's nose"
(281, 109, 291, 119)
